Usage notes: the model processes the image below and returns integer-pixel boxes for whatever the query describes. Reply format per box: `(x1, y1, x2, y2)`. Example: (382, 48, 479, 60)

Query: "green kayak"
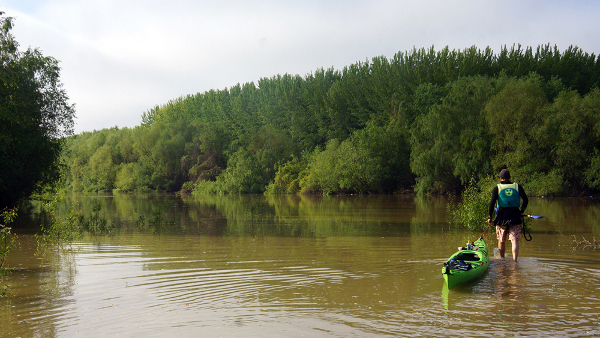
(442, 237, 489, 289)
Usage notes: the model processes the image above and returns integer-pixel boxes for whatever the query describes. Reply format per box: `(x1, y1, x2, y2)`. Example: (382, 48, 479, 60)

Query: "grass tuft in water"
(446, 177, 493, 231)
(36, 194, 82, 246)
(1, 208, 18, 298)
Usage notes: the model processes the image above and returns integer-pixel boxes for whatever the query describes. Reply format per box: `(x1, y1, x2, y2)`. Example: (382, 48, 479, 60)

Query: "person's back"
(487, 169, 528, 262)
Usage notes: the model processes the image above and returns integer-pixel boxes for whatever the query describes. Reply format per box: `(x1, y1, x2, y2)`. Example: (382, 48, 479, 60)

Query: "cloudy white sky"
(3, 0, 599, 133)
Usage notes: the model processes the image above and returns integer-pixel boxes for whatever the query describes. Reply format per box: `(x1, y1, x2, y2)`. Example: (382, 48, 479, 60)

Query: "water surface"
(2, 194, 600, 337)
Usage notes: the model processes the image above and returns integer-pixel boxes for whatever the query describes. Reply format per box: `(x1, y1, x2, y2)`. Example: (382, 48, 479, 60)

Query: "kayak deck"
(442, 237, 489, 289)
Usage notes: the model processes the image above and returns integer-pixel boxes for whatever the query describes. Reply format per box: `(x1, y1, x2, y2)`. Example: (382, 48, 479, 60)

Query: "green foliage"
(516, 170, 564, 197)
(184, 122, 227, 184)
(353, 119, 413, 192)
(0, 208, 18, 275)
(579, 89, 600, 190)
(299, 137, 382, 195)
(265, 155, 309, 195)
(485, 78, 600, 196)
(115, 162, 139, 192)
(0, 13, 75, 208)
(78, 202, 114, 235)
(411, 76, 495, 193)
(586, 150, 600, 191)
(36, 194, 81, 246)
(274, 117, 413, 196)
(57, 44, 600, 196)
(485, 74, 550, 178)
(300, 139, 356, 195)
(0, 283, 10, 298)
(447, 177, 494, 231)
(87, 145, 116, 191)
(1, 208, 15, 296)
(36, 193, 119, 246)
(194, 126, 292, 194)
(180, 181, 195, 194)
(195, 148, 259, 194)
(408, 82, 449, 121)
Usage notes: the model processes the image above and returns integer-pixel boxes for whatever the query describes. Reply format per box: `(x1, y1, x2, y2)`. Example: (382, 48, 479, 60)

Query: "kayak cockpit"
(454, 252, 480, 261)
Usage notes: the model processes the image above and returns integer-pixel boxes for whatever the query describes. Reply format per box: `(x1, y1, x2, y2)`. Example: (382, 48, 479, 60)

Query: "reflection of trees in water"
(4, 195, 600, 336)
(530, 197, 600, 235)
(39, 194, 449, 237)
(24, 194, 600, 240)
(411, 195, 449, 235)
(41, 193, 224, 236)
(0, 235, 78, 338)
(12, 200, 52, 234)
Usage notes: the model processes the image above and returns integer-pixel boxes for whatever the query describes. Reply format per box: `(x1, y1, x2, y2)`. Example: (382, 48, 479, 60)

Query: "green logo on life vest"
(497, 183, 520, 208)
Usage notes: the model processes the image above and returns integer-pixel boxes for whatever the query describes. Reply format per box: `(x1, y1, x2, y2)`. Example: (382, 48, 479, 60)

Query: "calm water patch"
(2, 194, 600, 337)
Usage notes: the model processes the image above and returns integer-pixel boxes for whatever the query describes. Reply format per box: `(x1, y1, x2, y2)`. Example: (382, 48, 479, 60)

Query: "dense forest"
(60, 44, 600, 197)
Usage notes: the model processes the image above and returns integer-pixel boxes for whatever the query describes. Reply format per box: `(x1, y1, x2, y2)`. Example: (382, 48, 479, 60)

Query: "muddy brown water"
(1, 194, 600, 337)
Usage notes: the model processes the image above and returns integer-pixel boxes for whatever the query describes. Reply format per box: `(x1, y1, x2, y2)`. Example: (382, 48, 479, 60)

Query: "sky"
(3, 0, 600, 134)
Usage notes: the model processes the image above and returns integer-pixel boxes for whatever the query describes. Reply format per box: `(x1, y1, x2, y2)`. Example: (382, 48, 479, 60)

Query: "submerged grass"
(35, 194, 82, 246)
(36, 193, 116, 251)
(1, 208, 18, 299)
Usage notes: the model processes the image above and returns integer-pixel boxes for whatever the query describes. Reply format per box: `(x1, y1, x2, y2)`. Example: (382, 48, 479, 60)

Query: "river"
(1, 193, 600, 337)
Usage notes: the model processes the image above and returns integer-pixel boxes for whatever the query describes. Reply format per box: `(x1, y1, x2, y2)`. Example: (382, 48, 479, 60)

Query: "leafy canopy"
(0, 13, 75, 208)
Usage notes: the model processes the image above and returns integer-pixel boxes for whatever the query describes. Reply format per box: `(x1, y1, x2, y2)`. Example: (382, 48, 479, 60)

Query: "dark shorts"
(494, 207, 522, 227)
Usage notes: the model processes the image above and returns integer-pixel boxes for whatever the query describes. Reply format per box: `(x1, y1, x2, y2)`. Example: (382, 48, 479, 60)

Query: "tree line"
(60, 44, 600, 197)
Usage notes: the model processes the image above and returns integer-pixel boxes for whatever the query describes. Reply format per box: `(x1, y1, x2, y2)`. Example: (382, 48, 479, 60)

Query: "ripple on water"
(437, 256, 600, 337)
(5, 235, 600, 337)
(76, 243, 600, 336)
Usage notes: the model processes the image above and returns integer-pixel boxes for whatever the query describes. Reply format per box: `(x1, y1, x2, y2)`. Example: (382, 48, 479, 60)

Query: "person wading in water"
(487, 169, 528, 262)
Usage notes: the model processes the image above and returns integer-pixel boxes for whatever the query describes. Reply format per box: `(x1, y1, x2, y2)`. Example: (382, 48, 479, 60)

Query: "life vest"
(496, 182, 520, 208)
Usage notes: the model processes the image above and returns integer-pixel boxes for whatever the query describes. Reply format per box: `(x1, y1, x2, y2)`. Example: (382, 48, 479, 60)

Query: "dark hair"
(500, 169, 510, 179)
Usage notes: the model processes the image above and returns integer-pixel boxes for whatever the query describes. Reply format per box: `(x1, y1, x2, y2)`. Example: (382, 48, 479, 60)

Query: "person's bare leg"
(498, 227, 508, 258)
(512, 239, 519, 262)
